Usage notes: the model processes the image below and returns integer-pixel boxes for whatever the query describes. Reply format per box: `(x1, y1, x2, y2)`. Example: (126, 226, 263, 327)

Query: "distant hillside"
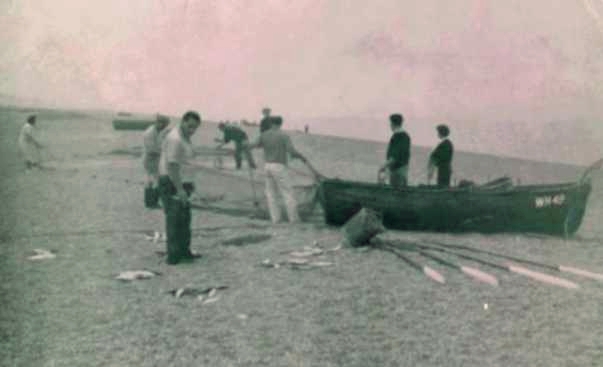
(289, 115, 602, 166)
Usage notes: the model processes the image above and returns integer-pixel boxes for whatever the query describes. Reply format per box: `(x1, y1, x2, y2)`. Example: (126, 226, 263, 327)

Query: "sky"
(2, 0, 603, 163)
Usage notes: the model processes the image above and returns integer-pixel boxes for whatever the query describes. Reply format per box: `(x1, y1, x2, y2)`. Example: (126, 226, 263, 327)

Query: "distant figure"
(304, 125, 309, 134)
(215, 123, 257, 170)
(259, 107, 272, 133)
(157, 111, 202, 265)
(248, 116, 311, 224)
(18, 115, 44, 169)
(428, 124, 454, 187)
(379, 113, 411, 188)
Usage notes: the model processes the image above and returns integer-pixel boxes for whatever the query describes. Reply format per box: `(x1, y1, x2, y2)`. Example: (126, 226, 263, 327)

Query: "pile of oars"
(373, 238, 603, 289)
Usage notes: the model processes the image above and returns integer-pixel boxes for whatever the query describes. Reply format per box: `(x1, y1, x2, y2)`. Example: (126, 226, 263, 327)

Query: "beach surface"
(1, 107, 603, 367)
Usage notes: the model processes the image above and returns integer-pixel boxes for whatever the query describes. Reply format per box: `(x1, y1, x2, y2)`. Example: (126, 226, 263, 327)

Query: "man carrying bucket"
(143, 114, 170, 208)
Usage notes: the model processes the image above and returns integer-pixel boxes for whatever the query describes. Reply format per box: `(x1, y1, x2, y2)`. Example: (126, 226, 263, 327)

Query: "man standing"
(428, 124, 454, 187)
(248, 116, 310, 224)
(215, 123, 257, 170)
(259, 107, 272, 133)
(157, 111, 202, 265)
(143, 114, 170, 207)
(18, 115, 44, 169)
(379, 113, 411, 188)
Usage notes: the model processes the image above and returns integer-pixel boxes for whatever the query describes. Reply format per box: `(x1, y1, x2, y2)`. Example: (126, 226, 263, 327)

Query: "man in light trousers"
(248, 116, 309, 224)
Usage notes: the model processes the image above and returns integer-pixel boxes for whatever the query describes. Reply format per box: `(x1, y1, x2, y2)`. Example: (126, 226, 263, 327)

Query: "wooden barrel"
(341, 208, 385, 247)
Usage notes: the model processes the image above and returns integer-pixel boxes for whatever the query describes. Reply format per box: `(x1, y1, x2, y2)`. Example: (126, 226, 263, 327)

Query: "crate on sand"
(341, 208, 385, 247)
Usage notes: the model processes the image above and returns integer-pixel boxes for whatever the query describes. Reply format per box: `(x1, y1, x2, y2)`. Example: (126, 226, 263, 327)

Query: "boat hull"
(318, 179, 592, 236)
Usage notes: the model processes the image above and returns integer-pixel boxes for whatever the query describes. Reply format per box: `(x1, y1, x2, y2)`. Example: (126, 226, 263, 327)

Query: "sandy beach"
(2, 106, 603, 367)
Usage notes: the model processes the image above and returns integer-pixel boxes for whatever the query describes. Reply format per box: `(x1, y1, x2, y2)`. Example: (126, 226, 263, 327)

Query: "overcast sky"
(2, 0, 603, 163)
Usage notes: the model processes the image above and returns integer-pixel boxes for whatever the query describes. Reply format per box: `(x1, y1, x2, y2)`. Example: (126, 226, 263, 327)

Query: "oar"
(413, 242, 579, 289)
(427, 240, 603, 282)
(413, 247, 498, 286)
(378, 243, 445, 284)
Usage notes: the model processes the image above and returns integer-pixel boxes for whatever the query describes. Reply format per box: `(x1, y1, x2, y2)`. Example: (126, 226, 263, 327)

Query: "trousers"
(389, 165, 409, 188)
(264, 163, 299, 223)
(158, 176, 193, 263)
(234, 140, 257, 170)
(437, 165, 452, 187)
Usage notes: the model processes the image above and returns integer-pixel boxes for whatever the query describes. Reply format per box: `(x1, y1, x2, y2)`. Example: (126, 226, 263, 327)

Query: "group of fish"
(260, 240, 341, 270)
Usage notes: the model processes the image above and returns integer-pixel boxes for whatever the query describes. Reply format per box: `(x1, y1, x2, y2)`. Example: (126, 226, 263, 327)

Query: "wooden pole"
(414, 242, 579, 289)
(427, 240, 603, 282)
(378, 243, 445, 284)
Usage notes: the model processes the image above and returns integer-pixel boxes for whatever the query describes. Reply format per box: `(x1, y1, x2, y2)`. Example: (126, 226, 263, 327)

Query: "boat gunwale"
(320, 179, 588, 196)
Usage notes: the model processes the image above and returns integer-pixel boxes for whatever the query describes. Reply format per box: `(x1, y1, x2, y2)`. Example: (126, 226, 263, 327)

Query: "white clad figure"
(19, 115, 44, 169)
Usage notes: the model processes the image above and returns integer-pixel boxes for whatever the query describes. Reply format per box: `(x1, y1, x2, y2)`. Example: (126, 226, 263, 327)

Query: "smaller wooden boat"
(112, 118, 155, 131)
(318, 160, 601, 236)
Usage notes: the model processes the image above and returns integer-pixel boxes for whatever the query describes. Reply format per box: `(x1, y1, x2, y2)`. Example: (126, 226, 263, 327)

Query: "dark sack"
(144, 186, 160, 208)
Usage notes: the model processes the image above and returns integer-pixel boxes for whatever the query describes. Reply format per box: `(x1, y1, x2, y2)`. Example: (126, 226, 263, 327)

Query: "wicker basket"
(341, 208, 385, 247)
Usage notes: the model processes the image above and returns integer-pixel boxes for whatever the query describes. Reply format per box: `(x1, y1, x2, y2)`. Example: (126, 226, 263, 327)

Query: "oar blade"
(559, 265, 603, 282)
(423, 266, 446, 284)
(508, 264, 579, 289)
(461, 266, 499, 286)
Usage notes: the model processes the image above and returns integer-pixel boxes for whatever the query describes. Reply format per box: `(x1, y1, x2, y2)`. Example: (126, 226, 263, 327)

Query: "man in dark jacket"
(215, 123, 257, 170)
(259, 107, 272, 133)
(428, 124, 454, 187)
(379, 113, 411, 187)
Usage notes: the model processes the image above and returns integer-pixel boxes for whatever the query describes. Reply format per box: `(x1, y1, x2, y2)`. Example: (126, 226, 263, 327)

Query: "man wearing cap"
(215, 123, 256, 170)
(248, 116, 310, 224)
(143, 114, 171, 208)
(379, 113, 411, 188)
(157, 111, 202, 265)
(18, 115, 44, 169)
(259, 107, 272, 134)
(428, 124, 454, 187)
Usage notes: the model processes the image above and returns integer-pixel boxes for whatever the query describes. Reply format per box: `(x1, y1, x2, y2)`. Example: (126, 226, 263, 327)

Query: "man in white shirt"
(18, 115, 44, 169)
(143, 114, 170, 208)
(157, 111, 201, 265)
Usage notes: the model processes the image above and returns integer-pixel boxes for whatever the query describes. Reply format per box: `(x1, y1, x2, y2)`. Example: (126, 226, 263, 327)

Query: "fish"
(115, 270, 160, 281)
(27, 249, 56, 261)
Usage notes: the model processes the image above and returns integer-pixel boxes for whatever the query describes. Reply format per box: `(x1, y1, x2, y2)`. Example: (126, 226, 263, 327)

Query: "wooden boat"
(112, 118, 155, 131)
(318, 162, 600, 236)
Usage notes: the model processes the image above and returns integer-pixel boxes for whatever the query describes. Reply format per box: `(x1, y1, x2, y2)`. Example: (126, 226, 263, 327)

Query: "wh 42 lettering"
(534, 194, 566, 208)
